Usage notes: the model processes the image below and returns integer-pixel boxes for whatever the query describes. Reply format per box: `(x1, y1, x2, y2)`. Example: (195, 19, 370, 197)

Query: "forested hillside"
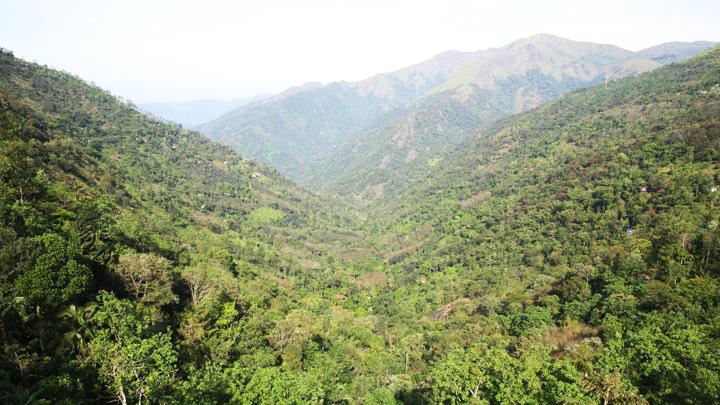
(1, 43, 720, 404)
(364, 45, 720, 403)
(306, 34, 661, 197)
(0, 48, 379, 403)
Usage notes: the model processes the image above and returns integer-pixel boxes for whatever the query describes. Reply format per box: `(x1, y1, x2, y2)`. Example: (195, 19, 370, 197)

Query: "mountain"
(0, 50, 360, 268)
(196, 49, 490, 177)
(199, 35, 712, 199)
(140, 95, 269, 127)
(308, 34, 664, 198)
(638, 40, 717, 64)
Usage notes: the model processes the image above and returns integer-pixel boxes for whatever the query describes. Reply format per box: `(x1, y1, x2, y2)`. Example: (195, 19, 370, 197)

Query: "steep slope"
(638, 40, 717, 64)
(363, 45, 720, 403)
(0, 48, 384, 402)
(0, 49, 363, 268)
(308, 34, 663, 198)
(197, 50, 490, 177)
(140, 94, 269, 127)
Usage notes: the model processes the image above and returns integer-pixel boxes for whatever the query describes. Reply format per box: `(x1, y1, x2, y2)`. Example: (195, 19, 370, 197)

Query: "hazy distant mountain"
(638, 41, 716, 64)
(197, 35, 712, 199)
(196, 50, 489, 175)
(140, 95, 269, 127)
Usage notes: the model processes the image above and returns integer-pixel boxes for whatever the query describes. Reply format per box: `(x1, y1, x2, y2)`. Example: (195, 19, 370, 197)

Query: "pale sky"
(1, 0, 718, 103)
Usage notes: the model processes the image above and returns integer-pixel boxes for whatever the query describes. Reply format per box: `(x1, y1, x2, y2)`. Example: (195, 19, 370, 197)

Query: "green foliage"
(2, 45, 720, 403)
(14, 233, 91, 313)
(238, 367, 326, 404)
(428, 342, 593, 404)
(114, 252, 177, 306)
(88, 292, 178, 404)
(0, 48, 364, 402)
(248, 206, 285, 224)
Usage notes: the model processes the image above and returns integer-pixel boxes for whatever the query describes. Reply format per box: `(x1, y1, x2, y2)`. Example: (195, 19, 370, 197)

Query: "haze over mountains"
(198, 34, 715, 201)
(139, 95, 269, 127)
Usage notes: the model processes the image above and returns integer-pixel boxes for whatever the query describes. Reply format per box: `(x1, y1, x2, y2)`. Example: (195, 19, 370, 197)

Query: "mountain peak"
(506, 33, 630, 55)
(522, 32, 564, 42)
(509, 33, 572, 47)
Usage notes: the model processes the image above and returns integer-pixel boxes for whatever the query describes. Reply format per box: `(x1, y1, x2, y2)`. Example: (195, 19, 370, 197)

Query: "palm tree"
(55, 302, 97, 356)
(0, 385, 45, 405)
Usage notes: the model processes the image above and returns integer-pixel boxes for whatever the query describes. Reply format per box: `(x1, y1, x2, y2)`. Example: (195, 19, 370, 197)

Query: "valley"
(1, 33, 719, 404)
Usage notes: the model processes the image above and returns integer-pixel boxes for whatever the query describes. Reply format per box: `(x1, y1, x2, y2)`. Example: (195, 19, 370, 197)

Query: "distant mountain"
(198, 35, 713, 200)
(309, 34, 663, 199)
(638, 41, 716, 64)
(140, 95, 269, 127)
(196, 50, 489, 175)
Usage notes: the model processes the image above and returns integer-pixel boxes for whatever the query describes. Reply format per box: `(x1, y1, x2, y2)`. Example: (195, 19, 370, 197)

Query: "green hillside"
(0, 48, 379, 403)
(2, 43, 720, 404)
(365, 45, 720, 403)
(306, 34, 676, 199)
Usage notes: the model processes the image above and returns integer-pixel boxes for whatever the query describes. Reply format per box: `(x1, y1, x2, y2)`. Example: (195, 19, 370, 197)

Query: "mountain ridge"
(196, 46, 493, 176)
(302, 35, 684, 198)
(638, 40, 717, 64)
(198, 35, 715, 199)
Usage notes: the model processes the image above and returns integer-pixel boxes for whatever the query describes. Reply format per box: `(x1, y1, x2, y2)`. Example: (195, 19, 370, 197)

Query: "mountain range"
(198, 35, 715, 201)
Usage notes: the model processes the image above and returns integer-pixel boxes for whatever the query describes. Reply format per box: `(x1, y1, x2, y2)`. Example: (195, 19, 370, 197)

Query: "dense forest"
(1, 42, 720, 404)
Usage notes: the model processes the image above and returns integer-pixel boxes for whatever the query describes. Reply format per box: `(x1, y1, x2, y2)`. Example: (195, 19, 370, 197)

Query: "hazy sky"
(2, 0, 718, 103)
